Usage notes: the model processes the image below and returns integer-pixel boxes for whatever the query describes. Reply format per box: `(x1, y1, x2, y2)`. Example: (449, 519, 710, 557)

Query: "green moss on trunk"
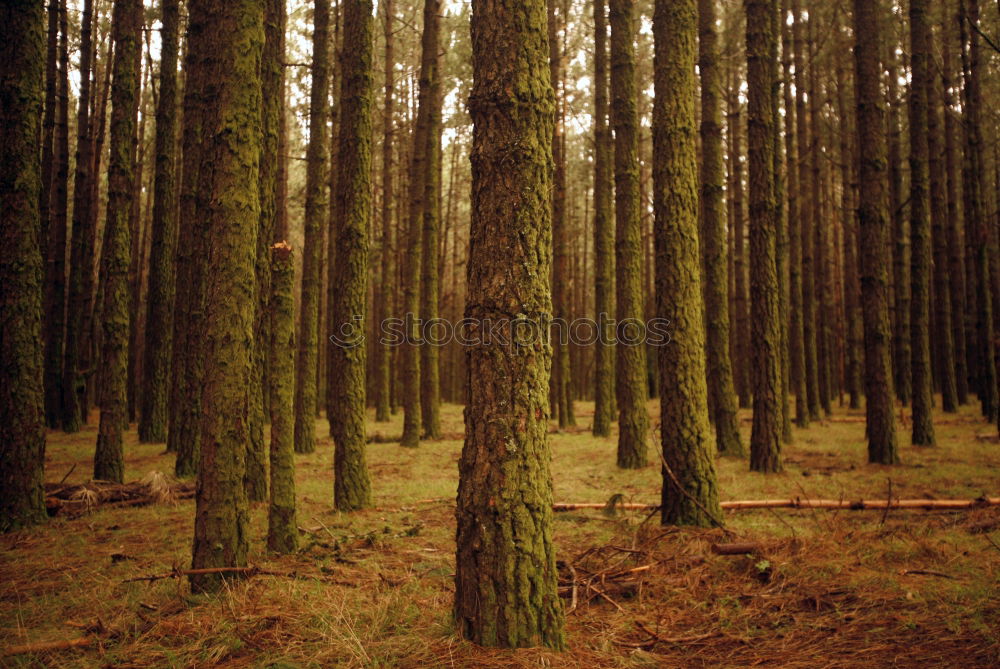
(455, 0, 565, 647)
(0, 0, 49, 532)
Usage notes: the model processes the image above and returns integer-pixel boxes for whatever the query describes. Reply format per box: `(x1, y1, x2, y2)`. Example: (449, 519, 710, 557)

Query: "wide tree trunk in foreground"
(187, 0, 262, 593)
(328, 0, 374, 510)
(745, 0, 782, 472)
(591, 0, 614, 438)
(852, 0, 899, 464)
(0, 0, 48, 533)
(609, 0, 649, 469)
(94, 0, 143, 484)
(139, 0, 180, 444)
(455, 0, 565, 649)
(698, 0, 743, 458)
(907, 0, 936, 446)
(294, 0, 331, 456)
(654, 0, 723, 525)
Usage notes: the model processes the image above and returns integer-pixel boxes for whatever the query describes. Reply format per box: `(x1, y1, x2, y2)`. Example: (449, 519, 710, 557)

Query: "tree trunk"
(455, 0, 565, 647)
(0, 0, 48, 532)
(374, 0, 395, 423)
(94, 0, 142, 484)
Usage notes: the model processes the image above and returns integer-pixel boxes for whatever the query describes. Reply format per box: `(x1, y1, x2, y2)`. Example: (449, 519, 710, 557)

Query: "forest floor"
(2, 399, 1000, 668)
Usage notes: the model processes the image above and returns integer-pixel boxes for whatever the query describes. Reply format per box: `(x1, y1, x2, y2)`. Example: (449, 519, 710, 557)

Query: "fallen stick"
(2, 636, 92, 657)
(124, 565, 286, 584)
(552, 497, 1000, 512)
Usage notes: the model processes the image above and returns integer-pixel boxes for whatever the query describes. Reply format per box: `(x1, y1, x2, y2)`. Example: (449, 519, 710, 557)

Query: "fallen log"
(44, 472, 195, 517)
(552, 497, 1000, 512)
(2, 637, 92, 657)
(711, 542, 764, 555)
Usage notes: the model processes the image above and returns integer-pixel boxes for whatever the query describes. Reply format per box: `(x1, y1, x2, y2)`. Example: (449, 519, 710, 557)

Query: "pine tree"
(94, 0, 143, 484)
(698, 0, 744, 458)
(655, 0, 724, 524)
(294, 0, 331, 456)
(592, 0, 614, 438)
(187, 0, 263, 594)
(908, 0, 936, 446)
(139, 0, 180, 444)
(609, 0, 649, 469)
(745, 0, 782, 472)
(455, 0, 564, 647)
(852, 0, 899, 464)
(374, 0, 395, 423)
(0, 0, 48, 533)
(329, 0, 374, 510)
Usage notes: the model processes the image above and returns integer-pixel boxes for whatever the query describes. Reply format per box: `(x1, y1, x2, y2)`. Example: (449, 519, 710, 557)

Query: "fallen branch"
(553, 497, 1000, 512)
(2, 636, 92, 657)
(124, 565, 286, 584)
(899, 568, 955, 579)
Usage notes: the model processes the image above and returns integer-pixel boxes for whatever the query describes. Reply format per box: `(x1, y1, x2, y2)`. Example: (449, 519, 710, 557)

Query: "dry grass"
(2, 399, 999, 667)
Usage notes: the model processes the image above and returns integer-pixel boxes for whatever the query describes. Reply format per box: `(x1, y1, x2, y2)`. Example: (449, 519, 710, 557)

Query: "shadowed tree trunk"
(655, 0, 724, 525)
(187, 0, 263, 594)
(698, 0, 743, 458)
(908, 0, 936, 446)
(94, 0, 143, 484)
(852, 0, 899, 464)
(374, 0, 395, 423)
(0, 0, 48, 533)
(40, 2, 58, 424)
(294, 0, 331, 456)
(592, 0, 614, 438)
(455, 0, 565, 647)
(328, 0, 374, 510)
(609, 0, 648, 469)
(745, 0, 782, 473)
(139, 0, 180, 444)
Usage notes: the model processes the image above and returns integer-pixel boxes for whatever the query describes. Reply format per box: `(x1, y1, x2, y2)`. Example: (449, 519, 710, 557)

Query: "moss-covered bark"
(745, 0, 782, 473)
(268, 242, 298, 554)
(907, 0, 936, 447)
(609, 0, 648, 469)
(62, 0, 97, 434)
(420, 0, 443, 440)
(698, 0, 743, 458)
(455, 0, 564, 647)
(139, 0, 180, 444)
(329, 0, 373, 511)
(654, 0, 723, 526)
(374, 0, 395, 424)
(591, 0, 614, 439)
(0, 0, 49, 533)
(94, 0, 142, 485)
(852, 0, 899, 465)
(188, 0, 263, 593)
(293, 0, 330, 456)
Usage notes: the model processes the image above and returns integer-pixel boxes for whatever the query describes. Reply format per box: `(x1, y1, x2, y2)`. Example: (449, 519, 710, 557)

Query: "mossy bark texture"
(375, 0, 395, 424)
(455, 0, 565, 649)
(591, 0, 614, 438)
(268, 242, 298, 554)
(0, 0, 49, 533)
(653, 0, 723, 526)
(745, 0, 782, 473)
(609, 0, 648, 469)
(294, 0, 330, 456)
(187, 0, 263, 593)
(851, 0, 899, 465)
(94, 0, 143, 485)
(697, 0, 743, 458)
(329, 0, 374, 511)
(139, 0, 180, 445)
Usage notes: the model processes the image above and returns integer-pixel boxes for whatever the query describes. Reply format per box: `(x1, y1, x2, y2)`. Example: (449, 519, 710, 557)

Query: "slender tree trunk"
(94, 0, 142, 484)
(138, 0, 180, 444)
(592, 0, 614, 438)
(0, 0, 48, 532)
(908, 0, 936, 446)
(610, 0, 649, 469)
(375, 0, 395, 423)
(187, 0, 263, 594)
(455, 0, 565, 647)
(728, 74, 751, 410)
(698, 0, 743, 457)
(852, 0, 899, 464)
(746, 0, 783, 472)
(655, 0, 724, 524)
(329, 0, 374, 510)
